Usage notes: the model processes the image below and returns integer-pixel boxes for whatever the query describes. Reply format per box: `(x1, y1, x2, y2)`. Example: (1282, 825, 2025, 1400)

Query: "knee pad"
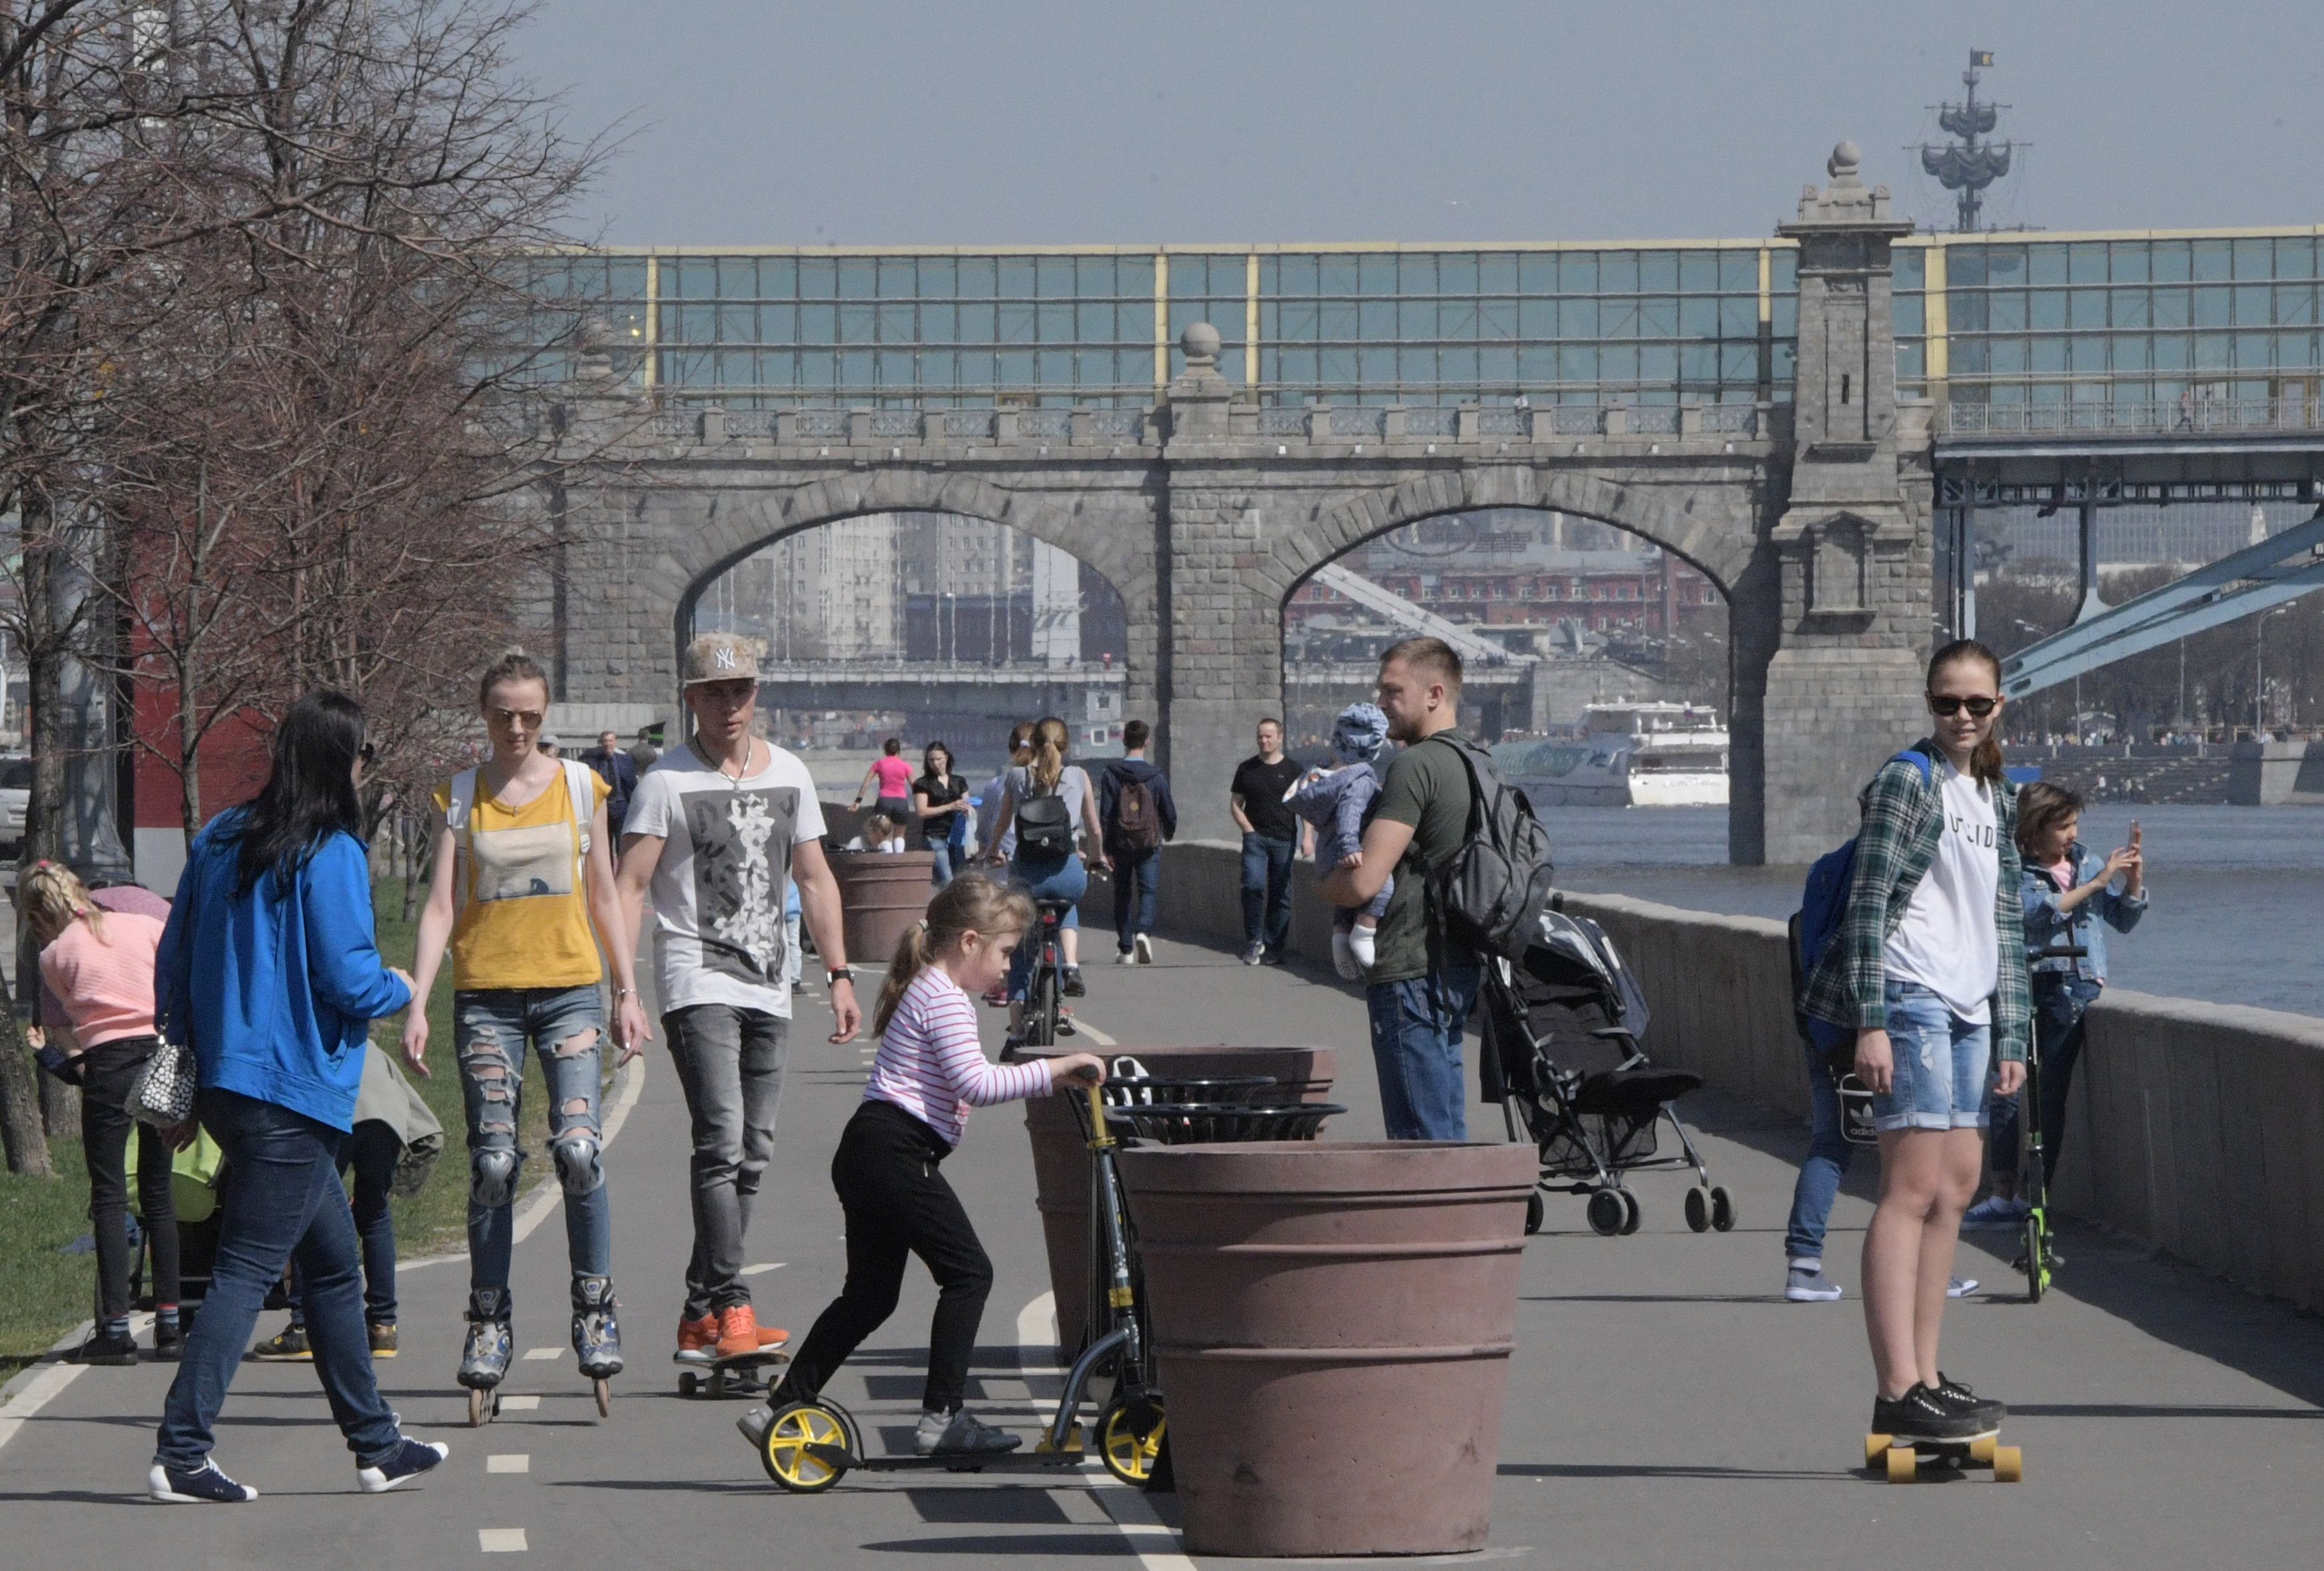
(551, 1133, 604, 1197)
(470, 1147, 522, 1209)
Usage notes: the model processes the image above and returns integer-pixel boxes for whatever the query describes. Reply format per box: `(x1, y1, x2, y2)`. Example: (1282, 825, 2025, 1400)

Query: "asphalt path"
(3, 929, 2323, 1567)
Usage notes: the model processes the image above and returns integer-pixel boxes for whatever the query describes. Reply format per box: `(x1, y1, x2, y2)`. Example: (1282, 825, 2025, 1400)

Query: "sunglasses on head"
(1927, 694, 1998, 718)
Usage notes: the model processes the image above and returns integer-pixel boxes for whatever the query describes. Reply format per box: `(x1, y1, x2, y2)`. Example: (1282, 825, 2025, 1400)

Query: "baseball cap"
(682, 632, 763, 686)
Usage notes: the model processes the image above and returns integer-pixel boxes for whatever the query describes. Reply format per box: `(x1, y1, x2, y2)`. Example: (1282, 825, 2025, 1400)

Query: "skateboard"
(1864, 1428, 2024, 1483)
(676, 1345, 789, 1399)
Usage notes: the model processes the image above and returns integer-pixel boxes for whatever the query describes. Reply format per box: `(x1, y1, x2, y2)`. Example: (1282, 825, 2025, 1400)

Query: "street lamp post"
(2255, 606, 2291, 736)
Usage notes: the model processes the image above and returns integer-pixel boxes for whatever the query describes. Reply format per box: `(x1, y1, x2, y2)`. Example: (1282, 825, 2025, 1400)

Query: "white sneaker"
(1948, 1277, 1981, 1299)
(1114, 949, 1137, 965)
(1133, 933, 1154, 965)
(1330, 931, 1362, 981)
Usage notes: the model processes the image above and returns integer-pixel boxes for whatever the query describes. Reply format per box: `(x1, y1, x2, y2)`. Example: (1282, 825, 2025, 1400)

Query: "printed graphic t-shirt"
(1882, 758, 2001, 1024)
(431, 767, 612, 991)
(625, 741, 826, 1019)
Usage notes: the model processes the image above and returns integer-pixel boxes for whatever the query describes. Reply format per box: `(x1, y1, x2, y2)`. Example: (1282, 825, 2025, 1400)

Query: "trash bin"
(1018, 1045, 1335, 1359)
(1116, 1141, 1535, 1558)
(825, 849, 935, 965)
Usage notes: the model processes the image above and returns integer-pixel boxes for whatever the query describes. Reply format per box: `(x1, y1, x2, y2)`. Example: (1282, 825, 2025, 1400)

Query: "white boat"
(1491, 702, 1729, 807)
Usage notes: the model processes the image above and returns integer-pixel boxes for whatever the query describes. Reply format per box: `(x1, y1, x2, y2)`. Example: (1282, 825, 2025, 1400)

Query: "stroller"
(1481, 902, 1735, 1238)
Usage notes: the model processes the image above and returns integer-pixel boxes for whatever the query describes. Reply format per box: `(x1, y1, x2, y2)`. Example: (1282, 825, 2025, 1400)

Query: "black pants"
(81, 1037, 180, 1320)
(289, 1122, 401, 1326)
(777, 1099, 994, 1415)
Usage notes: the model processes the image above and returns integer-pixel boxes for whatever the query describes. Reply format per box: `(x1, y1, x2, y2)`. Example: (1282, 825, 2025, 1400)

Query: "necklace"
(689, 735, 758, 785)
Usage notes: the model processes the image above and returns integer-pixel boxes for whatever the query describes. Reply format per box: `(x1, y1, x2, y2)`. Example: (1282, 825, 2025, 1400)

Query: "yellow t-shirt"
(430, 767, 612, 991)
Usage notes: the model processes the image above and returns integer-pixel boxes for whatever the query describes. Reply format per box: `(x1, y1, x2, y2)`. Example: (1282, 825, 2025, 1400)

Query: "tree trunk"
(0, 973, 55, 1177)
(37, 1062, 78, 1137)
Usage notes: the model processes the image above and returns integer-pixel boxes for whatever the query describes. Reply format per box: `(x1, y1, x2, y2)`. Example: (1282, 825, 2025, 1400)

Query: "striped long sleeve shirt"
(865, 967, 1052, 1147)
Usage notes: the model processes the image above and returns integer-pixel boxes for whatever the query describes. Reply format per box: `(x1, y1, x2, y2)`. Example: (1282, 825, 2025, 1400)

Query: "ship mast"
(1920, 49, 2014, 233)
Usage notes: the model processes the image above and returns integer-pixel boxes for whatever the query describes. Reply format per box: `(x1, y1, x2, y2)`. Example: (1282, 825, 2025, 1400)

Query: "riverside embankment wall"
(1108, 840, 2324, 1316)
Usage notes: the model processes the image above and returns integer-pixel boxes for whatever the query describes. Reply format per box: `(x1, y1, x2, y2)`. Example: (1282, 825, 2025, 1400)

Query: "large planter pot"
(1016, 1044, 1335, 1360)
(1118, 1141, 1535, 1558)
(826, 849, 935, 967)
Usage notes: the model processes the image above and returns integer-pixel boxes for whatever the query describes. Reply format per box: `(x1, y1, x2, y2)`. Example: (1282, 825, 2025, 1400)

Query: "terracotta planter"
(1016, 1044, 1336, 1359)
(1118, 1141, 1535, 1558)
(826, 849, 935, 967)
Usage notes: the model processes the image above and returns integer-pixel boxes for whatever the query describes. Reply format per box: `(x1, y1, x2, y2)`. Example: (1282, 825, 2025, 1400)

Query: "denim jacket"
(2021, 841, 2145, 987)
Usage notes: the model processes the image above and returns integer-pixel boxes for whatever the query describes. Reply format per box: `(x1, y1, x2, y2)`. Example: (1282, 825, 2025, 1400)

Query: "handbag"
(127, 1041, 198, 1127)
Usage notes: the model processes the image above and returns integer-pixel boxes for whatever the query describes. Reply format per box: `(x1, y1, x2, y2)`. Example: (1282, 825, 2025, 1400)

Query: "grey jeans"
(663, 1004, 790, 1319)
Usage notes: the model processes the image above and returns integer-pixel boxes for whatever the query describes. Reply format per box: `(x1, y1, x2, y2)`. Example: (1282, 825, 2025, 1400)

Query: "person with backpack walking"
(1286, 703, 1394, 981)
(403, 650, 649, 1408)
(151, 690, 446, 1502)
(1318, 639, 1481, 1140)
(1963, 784, 2145, 1231)
(1800, 638, 2030, 1447)
(1098, 720, 1176, 964)
(990, 715, 1108, 1045)
(1229, 719, 1308, 965)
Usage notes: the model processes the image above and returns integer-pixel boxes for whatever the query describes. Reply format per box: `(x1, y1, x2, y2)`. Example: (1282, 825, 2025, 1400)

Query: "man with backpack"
(1319, 638, 1491, 1140)
(1099, 720, 1176, 965)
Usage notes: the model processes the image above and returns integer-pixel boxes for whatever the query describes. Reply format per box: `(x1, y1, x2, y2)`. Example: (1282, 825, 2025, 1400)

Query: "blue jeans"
(1365, 965, 1481, 1140)
(1112, 849, 1159, 953)
(156, 1088, 402, 1470)
(1872, 979, 1992, 1133)
(456, 985, 612, 1293)
(1990, 979, 2096, 1182)
(1782, 1038, 1855, 1263)
(1240, 831, 1296, 951)
(1007, 853, 1087, 998)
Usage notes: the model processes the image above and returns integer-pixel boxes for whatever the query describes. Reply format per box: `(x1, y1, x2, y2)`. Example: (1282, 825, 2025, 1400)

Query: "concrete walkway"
(2, 931, 2321, 1567)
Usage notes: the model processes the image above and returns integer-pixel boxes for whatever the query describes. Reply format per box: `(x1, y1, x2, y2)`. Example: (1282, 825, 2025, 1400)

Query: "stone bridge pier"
(546, 145, 1931, 863)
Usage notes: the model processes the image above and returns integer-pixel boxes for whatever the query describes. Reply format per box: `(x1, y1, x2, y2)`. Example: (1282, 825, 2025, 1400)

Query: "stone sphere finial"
(1828, 141, 1862, 180)
(1180, 320, 1221, 370)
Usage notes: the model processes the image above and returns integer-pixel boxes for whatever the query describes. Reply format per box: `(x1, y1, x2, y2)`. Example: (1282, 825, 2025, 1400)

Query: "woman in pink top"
(741, 877, 1103, 1460)
(25, 861, 180, 1365)
(853, 736, 919, 842)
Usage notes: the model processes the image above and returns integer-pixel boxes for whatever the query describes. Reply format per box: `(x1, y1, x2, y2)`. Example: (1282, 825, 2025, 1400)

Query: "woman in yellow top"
(404, 651, 649, 1406)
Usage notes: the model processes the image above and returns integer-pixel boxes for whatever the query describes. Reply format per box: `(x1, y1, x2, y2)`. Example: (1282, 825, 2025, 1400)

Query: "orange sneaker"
(675, 1312, 720, 1366)
(753, 1323, 789, 1349)
(715, 1304, 764, 1359)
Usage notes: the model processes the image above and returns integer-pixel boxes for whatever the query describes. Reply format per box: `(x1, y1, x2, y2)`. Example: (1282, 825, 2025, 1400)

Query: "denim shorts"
(1872, 978, 1992, 1133)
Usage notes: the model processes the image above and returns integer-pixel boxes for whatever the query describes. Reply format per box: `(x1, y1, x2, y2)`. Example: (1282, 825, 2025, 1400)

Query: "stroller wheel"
(1685, 1187, 1713, 1233)
(1585, 1189, 1626, 1237)
(1523, 1192, 1545, 1237)
(1709, 1186, 1738, 1233)
(1618, 1189, 1642, 1235)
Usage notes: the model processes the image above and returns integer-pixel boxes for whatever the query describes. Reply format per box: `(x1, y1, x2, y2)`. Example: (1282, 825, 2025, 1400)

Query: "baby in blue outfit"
(1286, 703, 1393, 979)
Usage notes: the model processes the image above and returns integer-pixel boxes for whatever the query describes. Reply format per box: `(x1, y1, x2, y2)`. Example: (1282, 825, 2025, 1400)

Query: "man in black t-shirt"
(1228, 718, 1310, 965)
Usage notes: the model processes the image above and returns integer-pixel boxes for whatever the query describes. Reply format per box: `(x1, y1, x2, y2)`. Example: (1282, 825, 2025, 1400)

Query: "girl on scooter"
(739, 877, 1104, 1458)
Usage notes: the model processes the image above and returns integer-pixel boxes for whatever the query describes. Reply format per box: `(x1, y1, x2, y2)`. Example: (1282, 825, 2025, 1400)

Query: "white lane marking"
(1072, 1014, 1117, 1047)
(0, 1310, 156, 1448)
(487, 1453, 530, 1474)
(739, 1263, 786, 1277)
(479, 1526, 530, 1551)
(520, 1348, 562, 1361)
(1097, 1484, 1199, 1570)
(499, 1394, 542, 1411)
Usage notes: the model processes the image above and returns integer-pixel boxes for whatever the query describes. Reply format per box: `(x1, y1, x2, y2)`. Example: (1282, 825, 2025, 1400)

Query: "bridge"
(536, 147, 2324, 860)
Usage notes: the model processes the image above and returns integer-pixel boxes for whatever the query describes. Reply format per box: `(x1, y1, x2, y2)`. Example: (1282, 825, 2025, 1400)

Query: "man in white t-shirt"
(616, 632, 861, 1367)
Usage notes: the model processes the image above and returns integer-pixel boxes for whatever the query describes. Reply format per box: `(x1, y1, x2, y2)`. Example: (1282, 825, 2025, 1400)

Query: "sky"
(515, 0, 2323, 249)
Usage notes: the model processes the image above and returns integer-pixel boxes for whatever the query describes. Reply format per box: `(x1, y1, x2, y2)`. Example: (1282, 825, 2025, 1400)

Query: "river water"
(1553, 803, 2324, 1017)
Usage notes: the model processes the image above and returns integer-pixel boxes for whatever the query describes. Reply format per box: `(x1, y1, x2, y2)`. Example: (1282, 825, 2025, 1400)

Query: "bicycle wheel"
(1024, 966, 1058, 1048)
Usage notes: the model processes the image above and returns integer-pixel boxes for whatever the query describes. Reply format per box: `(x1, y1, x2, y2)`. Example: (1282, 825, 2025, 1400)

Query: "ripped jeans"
(456, 985, 612, 1294)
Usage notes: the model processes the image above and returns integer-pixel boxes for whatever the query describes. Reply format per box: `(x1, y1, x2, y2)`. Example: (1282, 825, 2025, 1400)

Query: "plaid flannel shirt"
(1800, 742, 2030, 1063)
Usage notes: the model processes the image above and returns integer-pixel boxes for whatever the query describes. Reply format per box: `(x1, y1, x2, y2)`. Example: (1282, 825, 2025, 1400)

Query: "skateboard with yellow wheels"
(1864, 1428, 2024, 1483)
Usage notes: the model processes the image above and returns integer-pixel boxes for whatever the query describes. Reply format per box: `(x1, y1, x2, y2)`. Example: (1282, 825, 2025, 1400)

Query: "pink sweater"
(39, 911, 165, 1048)
(865, 967, 1051, 1147)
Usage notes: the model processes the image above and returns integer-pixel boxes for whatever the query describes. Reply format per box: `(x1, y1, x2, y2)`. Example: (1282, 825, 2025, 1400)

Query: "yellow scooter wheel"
(761, 1401, 853, 1493)
(1099, 1394, 1166, 1486)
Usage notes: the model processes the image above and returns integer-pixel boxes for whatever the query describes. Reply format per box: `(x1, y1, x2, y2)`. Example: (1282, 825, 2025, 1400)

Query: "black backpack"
(1425, 734, 1558, 961)
(1014, 770, 1074, 857)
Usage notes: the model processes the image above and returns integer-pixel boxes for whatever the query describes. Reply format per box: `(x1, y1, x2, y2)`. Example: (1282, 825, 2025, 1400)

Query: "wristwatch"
(826, 967, 855, 987)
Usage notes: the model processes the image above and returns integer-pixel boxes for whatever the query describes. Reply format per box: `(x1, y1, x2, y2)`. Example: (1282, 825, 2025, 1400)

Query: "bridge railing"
(648, 398, 1770, 449)
(1941, 398, 2324, 439)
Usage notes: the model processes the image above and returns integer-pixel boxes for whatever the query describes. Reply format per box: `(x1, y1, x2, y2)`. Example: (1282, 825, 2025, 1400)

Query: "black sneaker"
(915, 1408, 1023, 1457)
(1870, 1383, 1982, 1444)
(1060, 965, 1086, 998)
(356, 1436, 450, 1494)
(153, 1319, 184, 1362)
(149, 1460, 258, 1503)
(71, 1327, 139, 1366)
(1260, 945, 1292, 967)
(1931, 1372, 2006, 1428)
(250, 1322, 311, 1361)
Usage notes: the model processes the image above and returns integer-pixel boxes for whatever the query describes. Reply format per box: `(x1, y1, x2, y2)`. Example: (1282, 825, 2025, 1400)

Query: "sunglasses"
(358, 743, 376, 766)
(1927, 695, 1998, 718)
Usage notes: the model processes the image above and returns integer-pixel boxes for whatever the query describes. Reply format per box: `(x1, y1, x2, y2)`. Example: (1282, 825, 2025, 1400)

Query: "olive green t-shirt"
(1367, 730, 1475, 985)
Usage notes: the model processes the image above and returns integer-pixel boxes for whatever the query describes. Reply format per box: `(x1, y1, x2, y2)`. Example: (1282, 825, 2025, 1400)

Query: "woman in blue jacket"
(149, 691, 449, 1504)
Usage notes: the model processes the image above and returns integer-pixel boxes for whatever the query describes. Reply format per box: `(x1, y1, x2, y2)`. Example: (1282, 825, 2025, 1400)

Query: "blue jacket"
(2021, 840, 2146, 988)
(155, 810, 413, 1133)
(1286, 762, 1381, 871)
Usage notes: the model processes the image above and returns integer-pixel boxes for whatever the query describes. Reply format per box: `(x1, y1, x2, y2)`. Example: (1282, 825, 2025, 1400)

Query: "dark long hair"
(1927, 638, 2006, 787)
(230, 690, 368, 899)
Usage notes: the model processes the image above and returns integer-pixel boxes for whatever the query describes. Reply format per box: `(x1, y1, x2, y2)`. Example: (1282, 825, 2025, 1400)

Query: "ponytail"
(1029, 715, 1068, 793)
(869, 875, 1038, 1038)
(1927, 638, 2008, 789)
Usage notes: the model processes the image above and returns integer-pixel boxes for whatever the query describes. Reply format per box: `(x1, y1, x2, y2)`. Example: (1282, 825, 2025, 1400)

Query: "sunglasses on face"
(490, 708, 545, 730)
(1928, 695, 1998, 718)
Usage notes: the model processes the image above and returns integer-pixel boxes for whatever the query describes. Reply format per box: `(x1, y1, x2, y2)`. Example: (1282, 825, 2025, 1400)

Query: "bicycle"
(1017, 896, 1080, 1050)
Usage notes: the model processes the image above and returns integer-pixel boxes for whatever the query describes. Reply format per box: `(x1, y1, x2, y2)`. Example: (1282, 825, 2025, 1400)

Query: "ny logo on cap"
(715, 647, 737, 670)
